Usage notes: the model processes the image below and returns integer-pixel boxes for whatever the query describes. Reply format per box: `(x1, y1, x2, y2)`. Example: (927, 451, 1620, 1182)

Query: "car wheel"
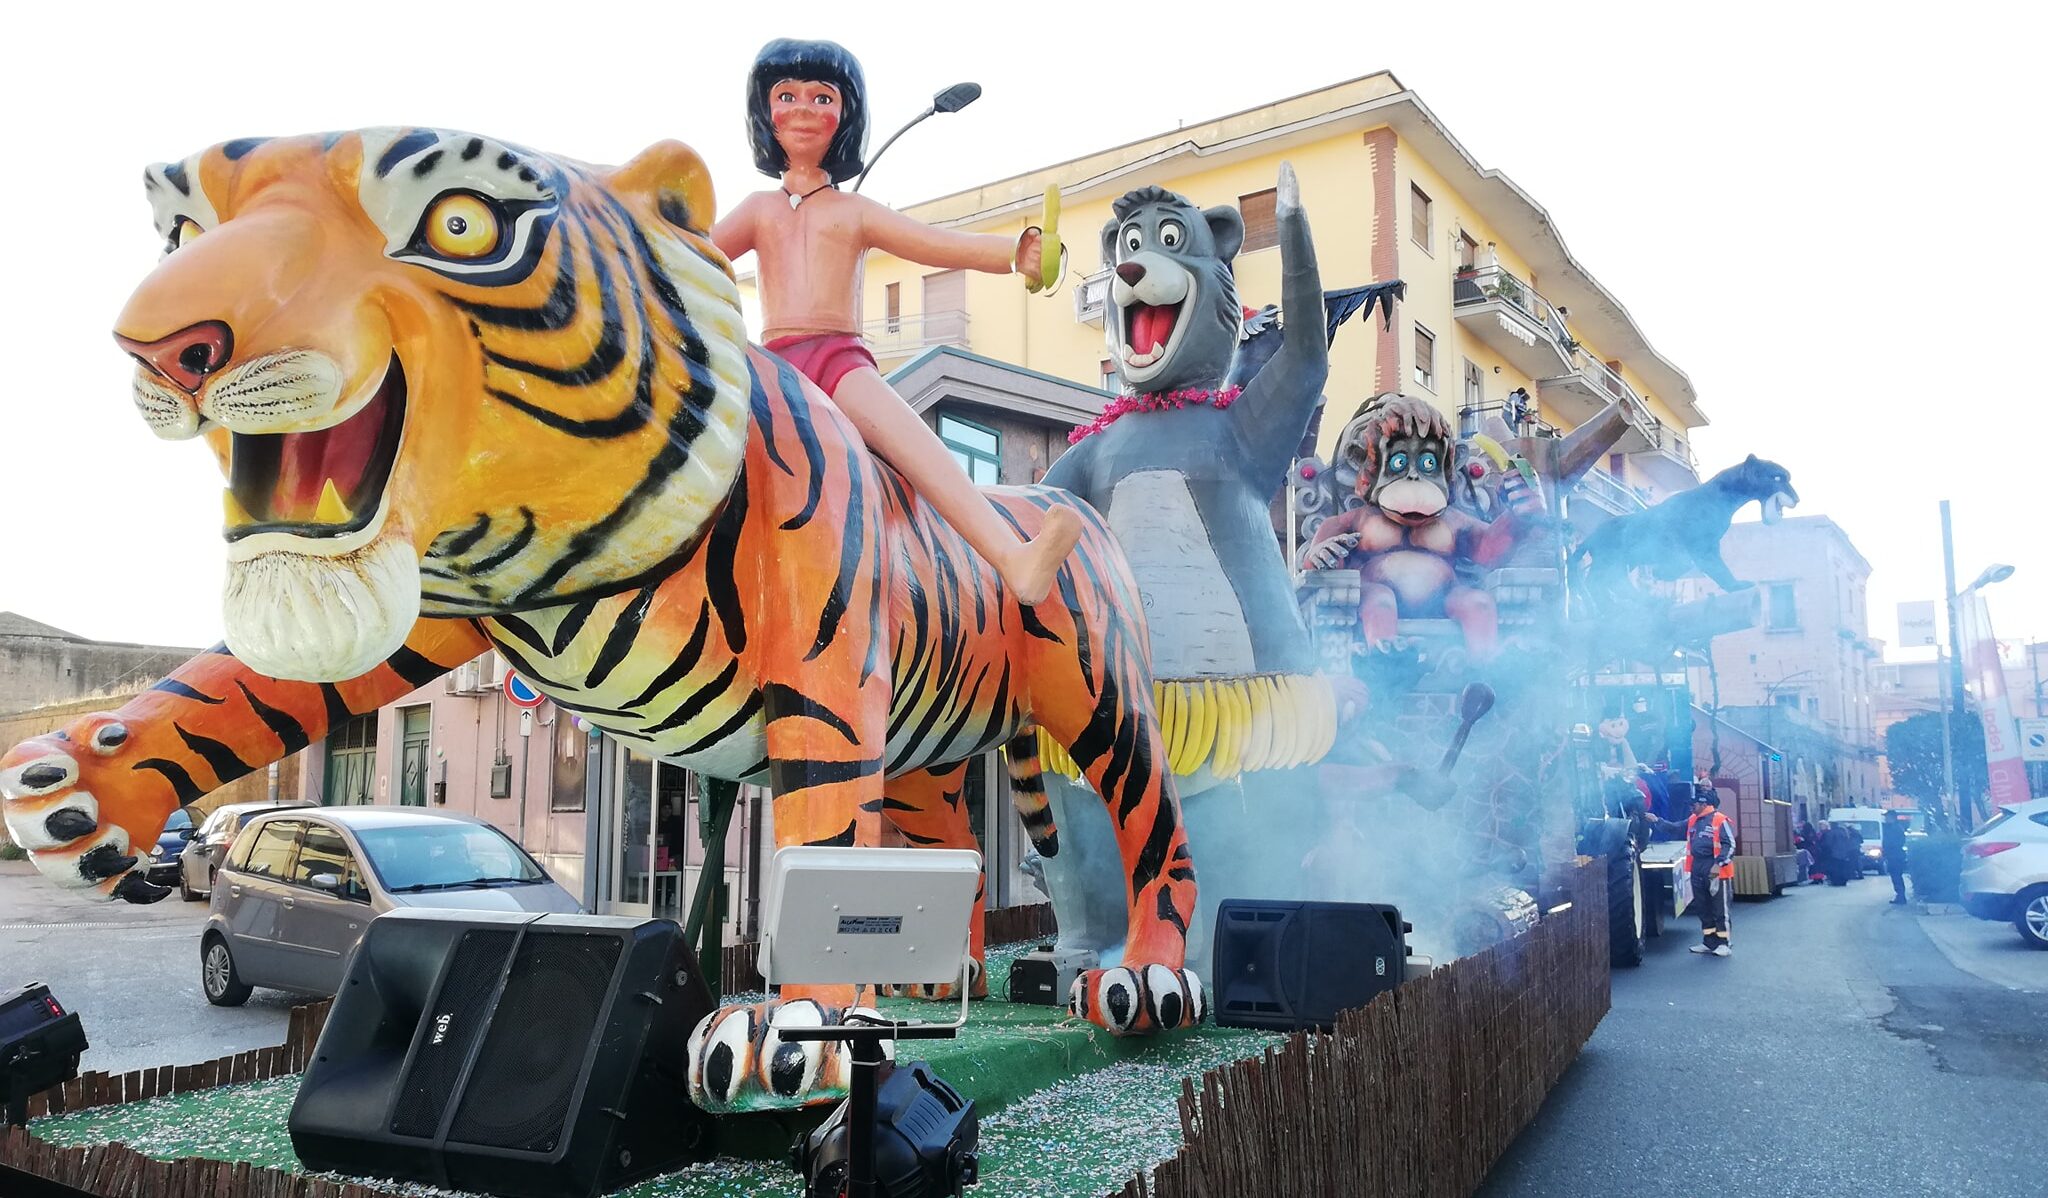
(179, 869, 201, 902)
(2016, 886, 2048, 951)
(201, 935, 253, 1006)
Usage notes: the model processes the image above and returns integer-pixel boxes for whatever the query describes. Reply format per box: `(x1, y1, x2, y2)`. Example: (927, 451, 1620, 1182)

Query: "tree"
(1884, 709, 1988, 811)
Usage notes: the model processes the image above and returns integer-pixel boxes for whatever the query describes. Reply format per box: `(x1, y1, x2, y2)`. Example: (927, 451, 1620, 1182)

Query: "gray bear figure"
(1033, 164, 1332, 989)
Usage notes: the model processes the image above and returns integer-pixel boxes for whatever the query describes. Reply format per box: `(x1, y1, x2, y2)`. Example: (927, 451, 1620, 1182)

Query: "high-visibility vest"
(1684, 811, 1736, 879)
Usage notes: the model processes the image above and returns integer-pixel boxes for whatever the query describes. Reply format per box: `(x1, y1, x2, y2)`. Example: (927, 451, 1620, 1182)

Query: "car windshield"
(1846, 821, 1880, 840)
(354, 823, 546, 892)
(164, 809, 192, 832)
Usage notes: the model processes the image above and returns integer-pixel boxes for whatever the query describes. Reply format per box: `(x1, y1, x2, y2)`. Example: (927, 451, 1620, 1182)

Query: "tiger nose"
(1115, 262, 1147, 286)
(114, 320, 234, 393)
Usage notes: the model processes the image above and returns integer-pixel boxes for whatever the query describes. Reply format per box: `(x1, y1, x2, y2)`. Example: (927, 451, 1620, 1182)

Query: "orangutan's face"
(770, 79, 842, 170)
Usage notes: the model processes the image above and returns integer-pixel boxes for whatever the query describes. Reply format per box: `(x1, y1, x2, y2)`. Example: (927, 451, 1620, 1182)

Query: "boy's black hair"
(746, 38, 869, 183)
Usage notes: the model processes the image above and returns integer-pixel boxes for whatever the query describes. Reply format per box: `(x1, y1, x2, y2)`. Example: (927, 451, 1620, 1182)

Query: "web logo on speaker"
(431, 1013, 453, 1046)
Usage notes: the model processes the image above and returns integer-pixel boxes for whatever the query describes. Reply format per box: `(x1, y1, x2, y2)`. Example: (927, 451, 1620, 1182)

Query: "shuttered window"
(1239, 188, 1278, 253)
(1413, 324, 1436, 390)
(1411, 184, 1433, 249)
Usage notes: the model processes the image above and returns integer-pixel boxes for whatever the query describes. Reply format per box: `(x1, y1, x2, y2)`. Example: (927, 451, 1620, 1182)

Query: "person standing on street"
(1646, 789, 1738, 956)
(1882, 810, 1911, 905)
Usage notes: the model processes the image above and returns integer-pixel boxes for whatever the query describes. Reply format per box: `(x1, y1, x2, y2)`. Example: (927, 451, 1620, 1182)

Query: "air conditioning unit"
(444, 659, 481, 696)
(488, 650, 510, 688)
(1074, 270, 1111, 326)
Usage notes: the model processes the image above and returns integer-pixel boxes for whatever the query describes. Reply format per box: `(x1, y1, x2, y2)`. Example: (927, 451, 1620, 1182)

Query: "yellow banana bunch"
(1025, 186, 1063, 294)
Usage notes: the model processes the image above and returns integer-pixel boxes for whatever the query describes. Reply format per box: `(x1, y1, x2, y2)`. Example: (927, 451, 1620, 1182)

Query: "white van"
(1825, 807, 1889, 875)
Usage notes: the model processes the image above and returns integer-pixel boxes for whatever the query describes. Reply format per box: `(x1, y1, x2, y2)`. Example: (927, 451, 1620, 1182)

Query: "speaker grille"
(448, 932, 622, 1152)
(392, 929, 517, 1139)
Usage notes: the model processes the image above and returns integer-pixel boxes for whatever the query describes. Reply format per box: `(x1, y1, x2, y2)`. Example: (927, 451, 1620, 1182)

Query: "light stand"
(853, 83, 982, 194)
(764, 846, 983, 1198)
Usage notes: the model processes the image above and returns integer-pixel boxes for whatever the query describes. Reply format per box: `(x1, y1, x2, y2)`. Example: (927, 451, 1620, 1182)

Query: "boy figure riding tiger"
(0, 116, 1201, 1112)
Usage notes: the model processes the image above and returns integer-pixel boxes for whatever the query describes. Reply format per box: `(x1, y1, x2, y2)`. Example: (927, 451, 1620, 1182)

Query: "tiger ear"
(606, 140, 717, 235)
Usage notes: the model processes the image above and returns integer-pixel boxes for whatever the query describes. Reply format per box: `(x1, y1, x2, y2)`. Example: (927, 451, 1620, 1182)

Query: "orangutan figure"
(1300, 394, 1540, 660)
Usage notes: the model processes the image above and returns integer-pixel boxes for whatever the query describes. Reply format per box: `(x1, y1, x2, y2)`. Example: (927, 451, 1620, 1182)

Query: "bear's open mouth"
(225, 354, 405, 543)
(1119, 300, 1183, 370)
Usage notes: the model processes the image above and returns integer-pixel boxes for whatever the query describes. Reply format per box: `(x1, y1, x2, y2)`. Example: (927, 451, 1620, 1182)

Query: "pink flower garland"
(1068, 386, 1244, 444)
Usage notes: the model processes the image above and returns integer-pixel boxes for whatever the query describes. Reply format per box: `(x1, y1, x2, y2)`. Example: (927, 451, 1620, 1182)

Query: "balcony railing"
(1576, 465, 1648, 515)
(1458, 401, 1559, 442)
(862, 309, 971, 358)
(1453, 265, 1573, 347)
(1641, 418, 1698, 475)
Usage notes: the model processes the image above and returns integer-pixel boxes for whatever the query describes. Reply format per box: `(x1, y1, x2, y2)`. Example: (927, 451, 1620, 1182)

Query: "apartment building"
(1690, 517, 1884, 811)
(842, 72, 1709, 511)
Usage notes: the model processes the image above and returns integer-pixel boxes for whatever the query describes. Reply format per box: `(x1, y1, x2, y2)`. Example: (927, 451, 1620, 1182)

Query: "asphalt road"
(0, 859, 295, 1074)
(1480, 874, 2047, 1197)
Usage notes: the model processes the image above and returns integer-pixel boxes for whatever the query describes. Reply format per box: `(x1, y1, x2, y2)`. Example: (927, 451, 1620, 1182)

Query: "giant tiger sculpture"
(0, 129, 1203, 1111)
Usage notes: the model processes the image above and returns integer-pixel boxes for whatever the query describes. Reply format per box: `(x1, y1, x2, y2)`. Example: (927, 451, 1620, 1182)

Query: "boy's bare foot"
(1004, 507, 1084, 605)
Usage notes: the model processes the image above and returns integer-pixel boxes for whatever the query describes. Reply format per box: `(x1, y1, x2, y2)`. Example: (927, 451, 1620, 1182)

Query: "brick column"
(1364, 127, 1401, 395)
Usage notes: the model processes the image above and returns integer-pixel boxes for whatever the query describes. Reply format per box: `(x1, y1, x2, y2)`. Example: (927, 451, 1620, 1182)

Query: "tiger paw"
(685, 999, 891, 1113)
(878, 956, 985, 1001)
(1, 716, 164, 900)
(1069, 964, 1206, 1036)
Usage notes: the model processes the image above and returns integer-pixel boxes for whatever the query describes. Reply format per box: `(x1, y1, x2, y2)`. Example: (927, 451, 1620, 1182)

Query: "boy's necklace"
(783, 180, 835, 209)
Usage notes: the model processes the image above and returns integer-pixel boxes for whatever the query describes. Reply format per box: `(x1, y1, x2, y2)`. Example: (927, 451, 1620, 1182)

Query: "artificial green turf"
(32, 943, 1282, 1197)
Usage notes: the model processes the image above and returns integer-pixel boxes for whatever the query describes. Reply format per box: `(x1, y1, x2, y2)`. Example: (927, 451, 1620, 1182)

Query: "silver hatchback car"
(201, 807, 581, 1005)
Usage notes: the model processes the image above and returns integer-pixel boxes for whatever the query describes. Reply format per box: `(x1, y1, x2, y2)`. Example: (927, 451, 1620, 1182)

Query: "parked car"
(145, 806, 200, 887)
(178, 801, 313, 902)
(200, 807, 581, 1005)
(1959, 796, 2048, 949)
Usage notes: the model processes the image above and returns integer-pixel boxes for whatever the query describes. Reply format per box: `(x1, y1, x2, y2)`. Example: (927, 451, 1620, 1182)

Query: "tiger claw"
(687, 999, 883, 1113)
(111, 871, 172, 904)
(1069, 964, 1206, 1036)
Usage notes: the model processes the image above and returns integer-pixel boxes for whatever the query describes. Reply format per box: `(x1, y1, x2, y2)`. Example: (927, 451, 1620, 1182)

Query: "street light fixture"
(852, 82, 983, 194)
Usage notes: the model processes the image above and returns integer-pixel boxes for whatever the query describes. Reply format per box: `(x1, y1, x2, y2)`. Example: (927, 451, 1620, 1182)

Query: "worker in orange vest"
(1646, 788, 1737, 956)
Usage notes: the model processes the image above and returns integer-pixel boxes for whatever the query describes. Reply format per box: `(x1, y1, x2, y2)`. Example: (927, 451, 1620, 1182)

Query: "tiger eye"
(423, 193, 500, 259)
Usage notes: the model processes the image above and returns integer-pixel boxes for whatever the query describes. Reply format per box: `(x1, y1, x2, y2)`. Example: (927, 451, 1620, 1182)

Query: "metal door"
(398, 706, 431, 807)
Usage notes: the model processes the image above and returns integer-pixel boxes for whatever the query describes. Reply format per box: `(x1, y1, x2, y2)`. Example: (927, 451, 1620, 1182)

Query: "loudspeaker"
(290, 910, 716, 1197)
(0, 982, 87, 1124)
(1212, 900, 1411, 1031)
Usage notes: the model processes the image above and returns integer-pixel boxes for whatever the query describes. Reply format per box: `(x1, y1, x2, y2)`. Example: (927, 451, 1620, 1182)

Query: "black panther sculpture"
(1572, 454, 1798, 609)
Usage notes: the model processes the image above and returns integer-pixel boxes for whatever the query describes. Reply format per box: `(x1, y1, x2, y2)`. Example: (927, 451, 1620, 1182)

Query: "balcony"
(863, 310, 971, 361)
(1452, 266, 1574, 382)
(1539, 353, 1659, 448)
(1574, 465, 1648, 517)
(1633, 418, 1700, 490)
(1074, 270, 1111, 327)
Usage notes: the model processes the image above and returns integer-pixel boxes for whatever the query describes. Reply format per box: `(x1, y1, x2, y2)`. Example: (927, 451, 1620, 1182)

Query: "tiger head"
(114, 130, 753, 683)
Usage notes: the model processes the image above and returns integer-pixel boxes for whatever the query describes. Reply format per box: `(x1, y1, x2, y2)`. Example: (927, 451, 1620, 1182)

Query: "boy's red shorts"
(764, 333, 878, 396)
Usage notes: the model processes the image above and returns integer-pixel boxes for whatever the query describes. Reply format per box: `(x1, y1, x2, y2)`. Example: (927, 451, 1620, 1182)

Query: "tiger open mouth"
(224, 354, 405, 543)
(1119, 301, 1184, 370)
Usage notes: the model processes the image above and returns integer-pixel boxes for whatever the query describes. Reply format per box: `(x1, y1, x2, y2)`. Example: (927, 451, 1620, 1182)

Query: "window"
(884, 282, 901, 335)
(292, 823, 368, 901)
(1410, 184, 1432, 250)
(1774, 693, 1800, 710)
(940, 414, 1002, 485)
(1457, 231, 1478, 271)
(1463, 359, 1483, 408)
(551, 713, 589, 813)
(1413, 324, 1436, 391)
(1767, 583, 1798, 630)
(236, 819, 304, 879)
(1238, 188, 1278, 254)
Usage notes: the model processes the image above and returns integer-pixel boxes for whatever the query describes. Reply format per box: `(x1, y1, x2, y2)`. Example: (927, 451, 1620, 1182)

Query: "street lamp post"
(1939, 496, 2014, 834)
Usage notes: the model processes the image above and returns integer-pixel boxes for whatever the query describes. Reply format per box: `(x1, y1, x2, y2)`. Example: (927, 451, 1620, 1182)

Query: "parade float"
(0, 38, 1792, 1198)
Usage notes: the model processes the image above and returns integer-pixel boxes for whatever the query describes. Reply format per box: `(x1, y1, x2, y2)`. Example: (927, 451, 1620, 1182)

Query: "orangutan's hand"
(1303, 533, 1358, 570)
(1501, 470, 1546, 519)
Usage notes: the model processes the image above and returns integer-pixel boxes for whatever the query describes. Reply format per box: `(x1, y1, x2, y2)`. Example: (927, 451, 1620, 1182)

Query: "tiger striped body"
(0, 127, 1202, 1109)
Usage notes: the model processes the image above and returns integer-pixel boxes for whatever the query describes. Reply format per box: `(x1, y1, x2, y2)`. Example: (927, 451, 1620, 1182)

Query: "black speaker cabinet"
(1212, 900, 1411, 1031)
(290, 910, 715, 1197)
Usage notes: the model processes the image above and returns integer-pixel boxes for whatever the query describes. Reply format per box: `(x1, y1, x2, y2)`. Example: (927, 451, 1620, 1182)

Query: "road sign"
(2020, 718, 2048, 763)
(1897, 601, 1938, 648)
(503, 671, 547, 709)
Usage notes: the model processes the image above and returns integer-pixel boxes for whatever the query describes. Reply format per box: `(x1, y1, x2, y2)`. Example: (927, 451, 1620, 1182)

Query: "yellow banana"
(1283, 676, 1309, 768)
(1272, 676, 1297, 770)
(1213, 681, 1241, 779)
(1165, 681, 1190, 775)
(1188, 679, 1218, 774)
(1242, 676, 1273, 773)
(1026, 185, 1063, 294)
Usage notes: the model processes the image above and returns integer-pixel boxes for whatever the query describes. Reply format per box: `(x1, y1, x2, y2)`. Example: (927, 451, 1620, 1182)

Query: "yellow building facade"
(747, 73, 1707, 506)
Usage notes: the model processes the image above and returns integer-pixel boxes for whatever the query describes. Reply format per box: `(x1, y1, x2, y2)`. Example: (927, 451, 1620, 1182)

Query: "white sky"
(1, 1, 2039, 653)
